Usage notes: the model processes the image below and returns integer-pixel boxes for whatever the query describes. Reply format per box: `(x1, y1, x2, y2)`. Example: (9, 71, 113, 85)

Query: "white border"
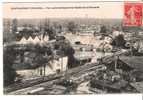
(0, 1, 143, 100)
(2, 0, 142, 2)
(0, 0, 3, 96)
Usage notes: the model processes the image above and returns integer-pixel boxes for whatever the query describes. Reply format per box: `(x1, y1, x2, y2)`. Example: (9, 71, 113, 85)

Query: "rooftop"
(130, 81, 143, 93)
(119, 56, 143, 70)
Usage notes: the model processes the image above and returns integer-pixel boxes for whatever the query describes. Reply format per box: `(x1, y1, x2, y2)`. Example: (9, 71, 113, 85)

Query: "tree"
(34, 44, 53, 76)
(44, 18, 50, 29)
(53, 22, 63, 34)
(111, 34, 126, 47)
(44, 27, 56, 40)
(67, 21, 77, 34)
(54, 37, 76, 68)
(12, 18, 18, 34)
(58, 24, 63, 33)
(4, 46, 17, 86)
(100, 25, 107, 34)
(3, 19, 15, 43)
(43, 19, 56, 40)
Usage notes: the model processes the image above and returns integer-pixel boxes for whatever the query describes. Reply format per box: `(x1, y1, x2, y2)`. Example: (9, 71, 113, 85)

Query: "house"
(105, 56, 143, 82)
(19, 37, 27, 44)
(18, 35, 49, 45)
(51, 56, 68, 73)
(119, 56, 143, 81)
(27, 36, 33, 43)
(43, 35, 49, 42)
(119, 56, 143, 70)
(33, 36, 41, 44)
(74, 51, 93, 65)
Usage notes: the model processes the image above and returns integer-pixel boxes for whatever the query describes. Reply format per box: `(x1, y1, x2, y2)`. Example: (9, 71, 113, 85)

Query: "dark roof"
(130, 81, 143, 93)
(119, 56, 143, 70)
(93, 79, 127, 90)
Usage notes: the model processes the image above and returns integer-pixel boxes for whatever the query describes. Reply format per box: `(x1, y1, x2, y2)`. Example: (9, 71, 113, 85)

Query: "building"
(18, 35, 49, 44)
(14, 56, 68, 79)
(119, 56, 143, 81)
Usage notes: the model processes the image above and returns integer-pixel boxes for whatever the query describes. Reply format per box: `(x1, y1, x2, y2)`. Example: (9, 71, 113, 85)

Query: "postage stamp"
(124, 3, 142, 26)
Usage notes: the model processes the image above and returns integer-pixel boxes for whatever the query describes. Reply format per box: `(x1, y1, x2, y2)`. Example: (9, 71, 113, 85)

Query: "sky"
(3, 2, 124, 19)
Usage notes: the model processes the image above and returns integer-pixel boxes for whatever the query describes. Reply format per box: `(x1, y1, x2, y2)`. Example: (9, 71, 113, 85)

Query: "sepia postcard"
(3, 1, 143, 95)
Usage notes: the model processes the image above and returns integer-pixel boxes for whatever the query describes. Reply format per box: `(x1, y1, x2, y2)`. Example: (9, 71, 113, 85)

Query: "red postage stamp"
(124, 3, 142, 26)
